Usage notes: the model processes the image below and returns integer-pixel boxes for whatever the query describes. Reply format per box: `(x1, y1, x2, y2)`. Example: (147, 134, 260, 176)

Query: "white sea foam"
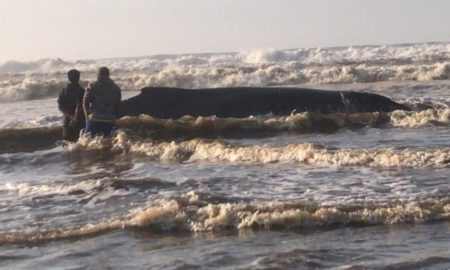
(391, 109, 450, 127)
(1, 108, 448, 141)
(1, 43, 449, 102)
(69, 132, 450, 168)
(0, 77, 66, 102)
(0, 58, 71, 74)
(114, 109, 450, 137)
(130, 140, 450, 167)
(1, 180, 106, 197)
(0, 104, 61, 129)
(0, 193, 448, 244)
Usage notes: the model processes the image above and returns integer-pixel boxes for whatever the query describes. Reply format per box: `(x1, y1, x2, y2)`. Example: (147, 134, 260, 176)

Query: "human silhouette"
(83, 67, 121, 137)
(58, 69, 86, 142)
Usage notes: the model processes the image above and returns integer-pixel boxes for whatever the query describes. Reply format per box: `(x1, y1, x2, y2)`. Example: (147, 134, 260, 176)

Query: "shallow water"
(2, 223, 449, 270)
(0, 79, 450, 269)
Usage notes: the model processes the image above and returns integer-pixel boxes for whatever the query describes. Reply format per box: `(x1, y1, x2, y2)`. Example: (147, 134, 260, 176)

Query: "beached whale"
(119, 87, 409, 118)
(0, 87, 412, 153)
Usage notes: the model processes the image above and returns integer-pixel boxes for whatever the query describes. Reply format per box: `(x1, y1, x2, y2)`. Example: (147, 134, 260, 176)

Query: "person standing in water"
(83, 67, 122, 137)
(58, 69, 86, 142)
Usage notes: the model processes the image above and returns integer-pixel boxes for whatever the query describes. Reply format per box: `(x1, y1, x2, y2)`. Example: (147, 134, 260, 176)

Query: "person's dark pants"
(63, 125, 82, 142)
(62, 116, 85, 142)
(85, 119, 115, 138)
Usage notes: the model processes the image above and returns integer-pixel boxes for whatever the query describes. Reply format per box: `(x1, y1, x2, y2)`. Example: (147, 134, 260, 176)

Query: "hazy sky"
(0, 0, 449, 61)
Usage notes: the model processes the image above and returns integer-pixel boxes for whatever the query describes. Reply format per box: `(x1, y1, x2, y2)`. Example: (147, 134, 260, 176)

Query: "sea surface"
(0, 43, 449, 269)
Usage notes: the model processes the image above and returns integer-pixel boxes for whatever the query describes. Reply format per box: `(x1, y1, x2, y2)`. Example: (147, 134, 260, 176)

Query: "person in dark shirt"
(83, 67, 121, 138)
(57, 69, 86, 142)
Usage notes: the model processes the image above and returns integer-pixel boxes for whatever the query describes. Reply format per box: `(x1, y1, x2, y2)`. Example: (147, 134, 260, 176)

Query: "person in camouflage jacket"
(83, 67, 121, 137)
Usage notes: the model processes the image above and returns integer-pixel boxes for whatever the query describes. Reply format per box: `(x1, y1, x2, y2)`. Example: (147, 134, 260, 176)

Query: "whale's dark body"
(119, 87, 409, 118)
(0, 87, 410, 153)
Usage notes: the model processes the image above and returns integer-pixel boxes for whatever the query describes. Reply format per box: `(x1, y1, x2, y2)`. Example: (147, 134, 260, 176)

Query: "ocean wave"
(0, 126, 62, 154)
(0, 193, 448, 244)
(129, 140, 450, 167)
(2, 43, 449, 75)
(115, 109, 450, 138)
(1, 62, 449, 103)
(0, 112, 61, 129)
(1, 43, 450, 102)
(0, 177, 175, 198)
(0, 77, 66, 102)
(67, 132, 450, 167)
(115, 112, 391, 138)
(129, 193, 450, 231)
(2, 109, 449, 154)
(391, 109, 450, 127)
(0, 58, 71, 74)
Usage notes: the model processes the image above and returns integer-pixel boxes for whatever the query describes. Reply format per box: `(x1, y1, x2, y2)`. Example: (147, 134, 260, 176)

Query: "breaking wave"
(1, 43, 450, 102)
(0, 177, 175, 197)
(67, 132, 450, 168)
(115, 112, 392, 138)
(1, 108, 450, 153)
(0, 77, 66, 102)
(115, 109, 450, 137)
(0, 192, 448, 244)
(390, 108, 450, 127)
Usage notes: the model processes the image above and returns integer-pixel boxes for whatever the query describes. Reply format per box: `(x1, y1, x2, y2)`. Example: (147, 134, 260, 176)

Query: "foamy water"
(1, 43, 450, 102)
(1, 44, 450, 269)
